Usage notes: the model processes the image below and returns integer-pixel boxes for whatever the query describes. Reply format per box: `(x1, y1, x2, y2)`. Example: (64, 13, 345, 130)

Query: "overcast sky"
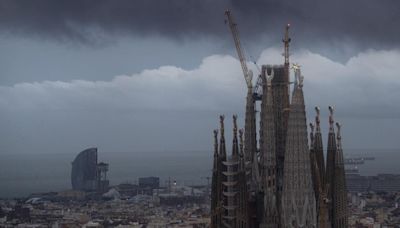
(0, 0, 399, 155)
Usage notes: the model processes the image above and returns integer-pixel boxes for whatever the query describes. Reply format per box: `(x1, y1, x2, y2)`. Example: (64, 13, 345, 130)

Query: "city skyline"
(0, 1, 399, 226)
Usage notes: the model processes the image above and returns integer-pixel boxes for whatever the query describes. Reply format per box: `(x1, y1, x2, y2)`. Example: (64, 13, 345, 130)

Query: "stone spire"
(332, 122, 349, 228)
(311, 106, 328, 226)
(310, 121, 331, 228)
(281, 65, 316, 227)
(259, 65, 279, 228)
(239, 129, 246, 172)
(271, 66, 291, 217)
(222, 116, 241, 228)
(238, 128, 250, 227)
(211, 116, 226, 228)
(232, 115, 239, 158)
(220, 115, 227, 159)
(309, 123, 318, 207)
(314, 107, 326, 187)
(310, 123, 315, 149)
(313, 153, 331, 228)
(213, 130, 219, 171)
(244, 87, 258, 185)
(325, 106, 336, 224)
(211, 129, 222, 228)
(219, 115, 228, 227)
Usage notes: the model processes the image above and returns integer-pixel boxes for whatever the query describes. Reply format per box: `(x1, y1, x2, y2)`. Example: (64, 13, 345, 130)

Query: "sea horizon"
(1, 148, 399, 199)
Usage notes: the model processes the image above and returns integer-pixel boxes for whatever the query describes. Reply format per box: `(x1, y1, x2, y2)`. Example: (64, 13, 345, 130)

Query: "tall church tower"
(274, 25, 292, 212)
(325, 108, 349, 228)
(211, 116, 250, 228)
(326, 107, 337, 224)
(310, 109, 331, 228)
(333, 122, 349, 228)
(281, 65, 316, 227)
(211, 116, 227, 228)
(259, 65, 279, 228)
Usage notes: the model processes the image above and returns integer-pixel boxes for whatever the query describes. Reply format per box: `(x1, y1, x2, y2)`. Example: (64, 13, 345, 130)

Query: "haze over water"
(0, 149, 399, 198)
(0, 151, 212, 198)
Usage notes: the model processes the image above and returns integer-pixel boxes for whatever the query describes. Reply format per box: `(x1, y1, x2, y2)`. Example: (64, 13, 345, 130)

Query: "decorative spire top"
(292, 63, 303, 88)
(266, 65, 274, 87)
(239, 128, 245, 170)
(336, 122, 344, 164)
(283, 23, 291, 65)
(213, 129, 218, 153)
(315, 106, 321, 132)
(233, 114, 238, 137)
(336, 122, 342, 141)
(213, 129, 219, 170)
(219, 115, 225, 136)
(239, 129, 244, 156)
(219, 115, 226, 157)
(309, 123, 315, 148)
(231, 115, 239, 157)
(329, 106, 335, 132)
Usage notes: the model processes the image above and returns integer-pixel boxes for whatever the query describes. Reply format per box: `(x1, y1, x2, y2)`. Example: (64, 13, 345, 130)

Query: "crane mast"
(225, 10, 252, 89)
(283, 24, 291, 66)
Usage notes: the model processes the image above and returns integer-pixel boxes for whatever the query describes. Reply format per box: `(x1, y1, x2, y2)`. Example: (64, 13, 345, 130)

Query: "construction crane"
(225, 10, 253, 89)
(225, 10, 264, 101)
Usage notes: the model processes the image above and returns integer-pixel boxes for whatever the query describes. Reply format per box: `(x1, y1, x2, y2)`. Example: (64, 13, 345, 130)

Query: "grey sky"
(1, 0, 399, 47)
(0, 1, 399, 155)
(0, 35, 225, 85)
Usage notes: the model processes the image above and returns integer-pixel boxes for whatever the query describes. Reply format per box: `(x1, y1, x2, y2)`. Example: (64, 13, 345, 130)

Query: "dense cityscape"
(1, 151, 400, 227)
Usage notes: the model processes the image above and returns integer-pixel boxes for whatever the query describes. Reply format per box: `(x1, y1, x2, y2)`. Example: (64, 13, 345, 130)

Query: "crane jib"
(225, 10, 252, 88)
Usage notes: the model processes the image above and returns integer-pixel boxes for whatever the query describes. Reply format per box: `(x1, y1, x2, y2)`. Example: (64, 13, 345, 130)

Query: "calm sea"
(0, 149, 399, 198)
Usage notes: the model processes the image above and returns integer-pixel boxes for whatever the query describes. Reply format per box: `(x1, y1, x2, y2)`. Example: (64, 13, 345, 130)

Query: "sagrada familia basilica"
(210, 11, 348, 228)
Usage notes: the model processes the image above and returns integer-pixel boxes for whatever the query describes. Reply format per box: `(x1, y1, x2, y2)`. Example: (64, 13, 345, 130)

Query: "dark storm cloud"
(0, 0, 400, 45)
(0, 0, 231, 42)
(0, 0, 399, 48)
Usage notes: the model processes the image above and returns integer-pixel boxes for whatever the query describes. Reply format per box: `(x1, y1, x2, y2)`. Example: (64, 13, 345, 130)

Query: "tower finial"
(239, 129, 244, 156)
(233, 114, 238, 137)
(213, 129, 219, 153)
(213, 129, 219, 170)
(336, 122, 342, 141)
(219, 115, 227, 157)
(309, 122, 315, 148)
(239, 128, 245, 170)
(336, 122, 344, 165)
(232, 115, 239, 157)
(292, 63, 303, 87)
(283, 23, 291, 66)
(315, 106, 321, 132)
(266, 66, 274, 87)
(329, 106, 334, 132)
(220, 115, 225, 136)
